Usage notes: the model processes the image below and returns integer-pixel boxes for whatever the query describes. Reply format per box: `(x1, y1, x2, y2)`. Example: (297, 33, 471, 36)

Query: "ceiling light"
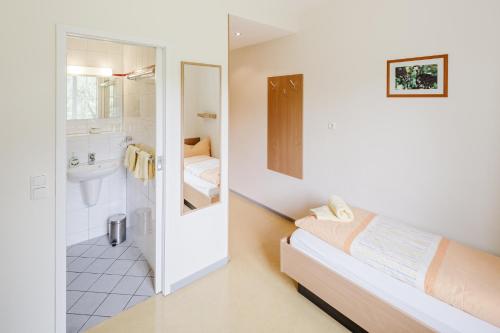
(235, 32, 241, 37)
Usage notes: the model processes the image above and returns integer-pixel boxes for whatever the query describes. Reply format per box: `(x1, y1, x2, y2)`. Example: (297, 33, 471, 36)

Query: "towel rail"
(127, 144, 155, 161)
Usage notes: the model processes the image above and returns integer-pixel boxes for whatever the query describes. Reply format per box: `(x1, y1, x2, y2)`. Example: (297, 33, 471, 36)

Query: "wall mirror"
(181, 62, 221, 214)
(66, 72, 123, 120)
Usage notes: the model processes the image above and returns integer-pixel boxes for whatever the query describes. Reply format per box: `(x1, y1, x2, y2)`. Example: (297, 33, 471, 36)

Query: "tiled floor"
(66, 235, 155, 332)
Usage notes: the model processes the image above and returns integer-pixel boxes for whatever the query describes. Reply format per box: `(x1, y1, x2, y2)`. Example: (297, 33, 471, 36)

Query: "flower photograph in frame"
(387, 54, 448, 97)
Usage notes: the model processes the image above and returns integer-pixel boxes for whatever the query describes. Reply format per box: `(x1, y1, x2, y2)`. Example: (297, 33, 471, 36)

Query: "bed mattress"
(184, 171, 219, 197)
(290, 228, 499, 333)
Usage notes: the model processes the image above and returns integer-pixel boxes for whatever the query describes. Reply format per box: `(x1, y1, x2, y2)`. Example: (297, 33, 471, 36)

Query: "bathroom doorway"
(55, 27, 167, 333)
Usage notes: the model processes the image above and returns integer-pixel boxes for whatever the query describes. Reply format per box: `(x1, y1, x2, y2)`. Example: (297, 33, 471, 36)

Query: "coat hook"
(289, 80, 296, 89)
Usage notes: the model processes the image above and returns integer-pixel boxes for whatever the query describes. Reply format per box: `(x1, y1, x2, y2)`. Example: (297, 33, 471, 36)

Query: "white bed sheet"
(290, 228, 499, 333)
(184, 171, 219, 197)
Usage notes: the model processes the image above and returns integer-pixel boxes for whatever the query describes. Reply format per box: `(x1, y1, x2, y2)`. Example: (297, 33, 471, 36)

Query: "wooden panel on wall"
(267, 74, 303, 179)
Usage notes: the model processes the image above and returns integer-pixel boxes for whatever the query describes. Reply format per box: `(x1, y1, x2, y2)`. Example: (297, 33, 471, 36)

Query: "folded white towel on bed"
(310, 195, 354, 223)
(328, 195, 354, 222)
(310, 205, 338, 221)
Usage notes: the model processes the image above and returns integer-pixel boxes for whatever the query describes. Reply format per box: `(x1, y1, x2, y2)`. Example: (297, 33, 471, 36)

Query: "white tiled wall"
(66, 132, 127, 246)
(122, 44, 157, 269)
(126, 174, 156, 267)
(123, 44, 156, 148)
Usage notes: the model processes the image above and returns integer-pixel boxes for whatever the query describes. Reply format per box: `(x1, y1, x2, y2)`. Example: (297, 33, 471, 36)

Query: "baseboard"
(229, 189, 294, 222)
(170, 256, 230, 292)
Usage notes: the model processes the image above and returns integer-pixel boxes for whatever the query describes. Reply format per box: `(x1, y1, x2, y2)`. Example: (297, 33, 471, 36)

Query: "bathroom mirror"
(66, 74, 123, 120)
(181, 62, 221, 214)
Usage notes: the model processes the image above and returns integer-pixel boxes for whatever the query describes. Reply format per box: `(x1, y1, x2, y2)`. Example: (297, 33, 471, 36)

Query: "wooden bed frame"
(280, 237, 435, 333)
(183, 137, 220, 210)
(183, 182, 219, 209)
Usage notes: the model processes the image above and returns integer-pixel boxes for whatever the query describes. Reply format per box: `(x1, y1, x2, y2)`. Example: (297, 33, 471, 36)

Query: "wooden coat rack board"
(267, 74, 303, 179)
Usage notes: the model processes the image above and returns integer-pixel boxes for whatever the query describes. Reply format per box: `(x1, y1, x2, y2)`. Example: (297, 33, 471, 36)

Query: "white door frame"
(55, 25, 174, 333)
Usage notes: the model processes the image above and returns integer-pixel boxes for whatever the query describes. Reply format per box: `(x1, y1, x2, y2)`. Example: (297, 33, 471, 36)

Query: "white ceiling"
(229, 15, 294, 50)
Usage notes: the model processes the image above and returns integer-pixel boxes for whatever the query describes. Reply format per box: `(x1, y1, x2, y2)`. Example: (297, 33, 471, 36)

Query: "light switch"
(30, 174, 47, 187)
(328, 122, 337, 130)
(31, 186, 48, 200)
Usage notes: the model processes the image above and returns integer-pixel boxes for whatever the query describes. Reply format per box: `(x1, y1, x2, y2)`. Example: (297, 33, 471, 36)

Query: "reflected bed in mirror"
(181, 62, 221, 214)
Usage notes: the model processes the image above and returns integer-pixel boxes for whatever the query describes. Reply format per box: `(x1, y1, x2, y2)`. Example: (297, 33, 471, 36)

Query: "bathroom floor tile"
(67, 272, 80, 286)
(88, 274, 122, 293)
(79, 315, 109, 331)
(99, 246, 127, 259)
(78, 237, 99, 245)
(125, 295, 149, 310)
(67, 256, 79, 265)
(68, 257, 96, 273)
(67, 290, 84, 311)
(126, 260, 150, 277)
(84, 258, 115, 274)
(105, 259, 135, 275)
(81, 245, 108, 258)
(135, 276, 155, 296)
(67, 272, 101, 291)
(115, 238, 134, 247)
(66, 239, 153, 327)
(67, 244, 92, 257)
(68, 292, 108, 315)
(119, 247, 142, 260)
(111, 276, 144, 295)
(66, 314, 89, 333)
(95, 235, 112, 246)
(94, 294, 131, 317)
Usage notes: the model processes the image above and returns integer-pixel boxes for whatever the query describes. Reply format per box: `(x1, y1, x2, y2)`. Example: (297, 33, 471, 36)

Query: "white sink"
(68, 159, 121, 206)
(68, 159, 120, 182)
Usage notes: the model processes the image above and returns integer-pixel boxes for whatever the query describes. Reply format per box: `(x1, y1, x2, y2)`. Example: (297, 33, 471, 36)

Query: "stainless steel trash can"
(107, 214, 126, 246)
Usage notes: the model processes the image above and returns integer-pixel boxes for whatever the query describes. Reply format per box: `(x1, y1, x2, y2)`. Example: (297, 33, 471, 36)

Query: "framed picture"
(387, 54, 448, 97)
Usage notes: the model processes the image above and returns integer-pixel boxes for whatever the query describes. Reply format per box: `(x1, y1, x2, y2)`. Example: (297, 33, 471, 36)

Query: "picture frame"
(387, 54, 448, 97)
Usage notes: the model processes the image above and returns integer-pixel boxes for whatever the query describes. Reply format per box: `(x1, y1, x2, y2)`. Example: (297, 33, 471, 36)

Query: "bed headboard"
(184, 137, 201, 145)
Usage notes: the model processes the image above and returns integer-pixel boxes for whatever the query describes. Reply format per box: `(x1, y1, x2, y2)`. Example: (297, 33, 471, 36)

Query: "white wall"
(66, 133, 126, 245)
(230, 0, 500, 255)
(0, 0, 304, 331)
(183, 64, 221, 158)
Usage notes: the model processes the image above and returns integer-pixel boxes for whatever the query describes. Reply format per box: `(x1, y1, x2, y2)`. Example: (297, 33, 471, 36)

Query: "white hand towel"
(133, 151, 151, 184)
(328, 195, 354, 222)
(310, 205, 339, 221)
(124, 145, 140, 173)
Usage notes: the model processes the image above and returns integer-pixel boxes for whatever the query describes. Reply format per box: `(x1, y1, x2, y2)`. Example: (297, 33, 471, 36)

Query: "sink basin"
(68, 159, 121, 182)
(68, 159, 121, 206)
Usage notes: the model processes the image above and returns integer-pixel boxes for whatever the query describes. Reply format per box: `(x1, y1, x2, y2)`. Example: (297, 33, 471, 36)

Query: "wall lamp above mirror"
(181, 62, 222, 215)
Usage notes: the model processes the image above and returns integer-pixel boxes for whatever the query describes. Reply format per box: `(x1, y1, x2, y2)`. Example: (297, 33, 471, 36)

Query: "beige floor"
(89, 192, 347, 332)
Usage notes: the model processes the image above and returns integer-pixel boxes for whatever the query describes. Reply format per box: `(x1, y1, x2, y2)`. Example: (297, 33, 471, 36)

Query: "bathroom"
(64, 36, 159, 331)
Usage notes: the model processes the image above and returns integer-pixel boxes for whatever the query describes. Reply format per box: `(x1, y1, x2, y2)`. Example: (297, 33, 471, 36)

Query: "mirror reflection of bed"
(181, 62, 221, 214)
(183, 137, 220, 212)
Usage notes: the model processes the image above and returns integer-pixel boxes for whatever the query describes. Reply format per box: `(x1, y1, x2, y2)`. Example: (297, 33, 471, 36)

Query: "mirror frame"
(180, 61, 222, 215)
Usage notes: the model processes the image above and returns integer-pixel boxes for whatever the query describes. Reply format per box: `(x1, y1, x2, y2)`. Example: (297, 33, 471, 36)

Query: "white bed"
(290, 228, 499, 333)
(183, 171, 220, 198)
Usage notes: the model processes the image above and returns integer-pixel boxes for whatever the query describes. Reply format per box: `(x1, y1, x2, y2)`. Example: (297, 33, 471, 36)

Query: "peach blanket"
(296, 209, 500, 328)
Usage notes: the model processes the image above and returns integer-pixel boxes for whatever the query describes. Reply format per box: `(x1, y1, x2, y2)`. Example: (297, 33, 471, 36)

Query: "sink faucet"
(88, 152, 96, 165)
